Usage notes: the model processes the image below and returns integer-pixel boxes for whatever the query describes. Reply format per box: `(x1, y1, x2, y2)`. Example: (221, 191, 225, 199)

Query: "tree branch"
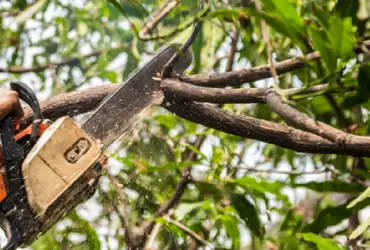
(0, 44, 128, 74)
(22, 84, 119, 126)
(225, 24, 239, 72)
(234, 165, 334, 175)
(265, 90, 370, 147)
(161, 78, 266, 103)
(143, 223, 162, 250)
(164, 99, 370, 157)
(106, 172, 133, 248)
(161, 78, 350, 104)
(181, 40, 370, 87)
(140, 0, 181, 37)
(135, 137, 204, 248)
(163, 215, 211, 248)
(22, 83, 370, 158)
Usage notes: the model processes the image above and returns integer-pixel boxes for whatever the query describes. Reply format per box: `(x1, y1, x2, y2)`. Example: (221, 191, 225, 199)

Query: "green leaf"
(309, 26, 335, 73)
(220, 214, 240, 249)
(350, 215, 370, 239)
(304, 198, 370, 233)
(329, 16, 356, 60)
(191, 24, 203, 73)
(101, 71, 118, 82)
(279, 209, 304, 234)
(343, 65, 370, 108)
(77, 21, 88, 36)
(69, 212, 101, 250)
(184, 143, 207, 160)
(97, 52, 109, 71)
(231, 194, 264, 239)
(31, 231, 60, 250)
(309, 14, 356, 73)
(208, 7, 308, 51)
(233, 176, 289, 203)
(348, 186, 370, 208)
(299, 233, 345, 250)
(312, 5, 330, 29)
(334, 0, 360, 24)
(261, 0, 305, 34)
(294, 181, 364, 194)
(122, 54, 139, 80)
(212, 146, 225, 165)
(175, 201, 210, 221)
(155, 114, 177, 129)
(14, 0, 48, 24)
(259, 0, 308, 50)
(278, 235, 306, 250)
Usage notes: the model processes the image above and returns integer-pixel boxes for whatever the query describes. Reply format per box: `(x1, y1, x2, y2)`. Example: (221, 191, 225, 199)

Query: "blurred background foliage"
(1, 0, 370, 249)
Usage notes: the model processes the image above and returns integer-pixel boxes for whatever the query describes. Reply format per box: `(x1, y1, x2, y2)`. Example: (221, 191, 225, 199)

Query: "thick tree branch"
(265, 90, 370, 147)
(22, 84, 119, 126)
(22, 83, 370, 157)
(164, 99, 370, 157)
(181, 40, 370, 87)
(161, 78, 349, 104)
(161, 78, 266, 103)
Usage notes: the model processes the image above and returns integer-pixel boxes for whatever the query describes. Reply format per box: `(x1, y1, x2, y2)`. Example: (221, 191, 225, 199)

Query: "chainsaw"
(0, 44, 192, 250)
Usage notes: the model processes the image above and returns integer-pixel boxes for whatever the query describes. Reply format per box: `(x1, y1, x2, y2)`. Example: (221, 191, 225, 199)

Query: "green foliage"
(299, 233, 346, 250)
(293, 181, 364, 194)
(1, 0, 370, 249)
(231, 193, 264, 239)
(303, 198, 370, 233)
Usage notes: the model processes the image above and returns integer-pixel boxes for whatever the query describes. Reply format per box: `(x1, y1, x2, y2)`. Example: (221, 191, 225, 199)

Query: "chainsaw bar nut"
(65, 138, 91, 164)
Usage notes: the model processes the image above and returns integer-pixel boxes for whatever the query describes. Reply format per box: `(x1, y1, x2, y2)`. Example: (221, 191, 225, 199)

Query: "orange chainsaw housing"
(0, 123, 50, 203)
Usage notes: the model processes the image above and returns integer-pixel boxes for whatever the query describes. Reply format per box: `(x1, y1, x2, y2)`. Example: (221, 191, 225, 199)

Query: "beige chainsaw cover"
(22, 116, 102, 217)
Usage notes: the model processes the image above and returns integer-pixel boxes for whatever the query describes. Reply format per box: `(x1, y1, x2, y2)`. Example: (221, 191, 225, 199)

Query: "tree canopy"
(1, 0, 370, 249)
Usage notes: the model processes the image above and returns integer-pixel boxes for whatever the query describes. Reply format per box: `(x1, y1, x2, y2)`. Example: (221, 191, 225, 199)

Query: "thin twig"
(143, 223, 162, 250)
(234, 165, 331, 175)
(0, 44, 128, 74)
(163, 215, 212, 248)
(225, 24, 239, 72)
(161, 0, 208, 77)
(181, 40, 370, 87)
(256, 1, 280, 87)
(140, 0, 181, 36)
(106, 172, 133, 248)
(135, 137, 205, 248)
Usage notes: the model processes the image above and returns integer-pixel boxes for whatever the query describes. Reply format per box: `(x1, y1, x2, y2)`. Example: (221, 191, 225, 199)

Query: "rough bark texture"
(180, 40, 370, 87)
(21, 83, 370, 157)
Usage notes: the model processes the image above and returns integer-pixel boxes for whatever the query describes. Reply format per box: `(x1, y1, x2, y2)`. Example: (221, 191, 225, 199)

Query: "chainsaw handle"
(0, 116, 24, 250)
(10, 81, 43, 142)
(0, 81, 41, 250)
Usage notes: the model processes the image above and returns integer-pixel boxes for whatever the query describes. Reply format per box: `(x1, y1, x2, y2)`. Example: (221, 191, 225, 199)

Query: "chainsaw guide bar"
(81, 44, 192, 151)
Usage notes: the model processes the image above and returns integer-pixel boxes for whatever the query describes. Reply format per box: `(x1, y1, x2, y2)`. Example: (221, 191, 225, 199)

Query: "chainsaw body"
(23, 116, 102, 216)
(0, 82, 104, 249)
